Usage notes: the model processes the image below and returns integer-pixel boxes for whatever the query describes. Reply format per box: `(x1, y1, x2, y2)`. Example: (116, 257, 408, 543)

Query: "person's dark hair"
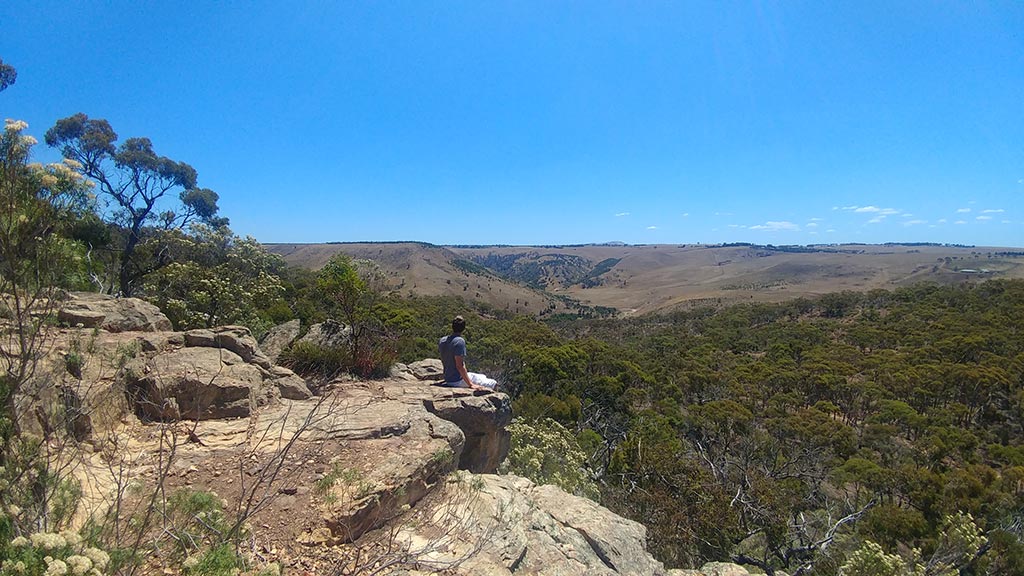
(452, 315, 466, 334)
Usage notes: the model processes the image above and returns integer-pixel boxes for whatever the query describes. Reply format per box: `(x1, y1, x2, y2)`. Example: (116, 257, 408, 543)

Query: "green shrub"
(278, 341, 351, 380)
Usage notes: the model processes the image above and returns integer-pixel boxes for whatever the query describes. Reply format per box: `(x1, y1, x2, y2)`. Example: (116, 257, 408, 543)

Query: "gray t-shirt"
(438, 334, 467, 383)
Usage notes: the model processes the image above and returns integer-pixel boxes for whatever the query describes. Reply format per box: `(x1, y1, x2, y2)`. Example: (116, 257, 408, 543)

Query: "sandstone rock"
(322, 413, 464, 542)
(58, 309, 106, 328)
(123, 347, 278, 420)
(184, 326, 273, 368)
(406, 358, 444, 380)
(59, 292, 172, 332)
(404, 474, 669, 576)
(259, 319, 301, 362)
(275, 370, 313, 400)
(297, 320, 351, 349)
(389, 363, 421, 381)
(423, 390, 511, 473)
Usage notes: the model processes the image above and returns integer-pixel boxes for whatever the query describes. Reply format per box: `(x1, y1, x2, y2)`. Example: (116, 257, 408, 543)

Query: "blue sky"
(2, 2, 1021, 246)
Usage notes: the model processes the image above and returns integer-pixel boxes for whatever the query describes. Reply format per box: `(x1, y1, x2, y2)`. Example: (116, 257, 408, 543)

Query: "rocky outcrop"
(55, 336, 708, 575)
(423, 392, 512, 473)
(398, 474, 668, 575)
(123, 347, 278, 420)
(297, 320, 350, 349)
(260, 319, 301, 362)
(123, 326, 311, 420)
(371, 380, 511, 474)
(59, 292, 172, 332)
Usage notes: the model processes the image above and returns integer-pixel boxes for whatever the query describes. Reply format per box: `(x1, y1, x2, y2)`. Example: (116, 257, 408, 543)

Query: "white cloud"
(957, 208, 971, 213)
(831, 206, 839, 211)
(646, 225, 658, 230)
(809, 217, 824, 222)
(714, 211, 733, 216)
(809, 231, 818, 235)
(976, 216, 992, 221)
(615, 212, 630, 217)
(1002, 220, 1012, 224)
(955, 220, 967, 225)
(867, 217, 884, 224)
(826, 229, 836, 233)
(903, 219, 927, 226)
(901, 213, 914, 218)
(982, 209, 1005, 213)
(806, 222, 819, 228)
(840, 205, 860, 211)
(937, 218, 947, 223)
(749, 221, 799, 232)
(853, 206, 900, 215)
(682, 213, 690, 217)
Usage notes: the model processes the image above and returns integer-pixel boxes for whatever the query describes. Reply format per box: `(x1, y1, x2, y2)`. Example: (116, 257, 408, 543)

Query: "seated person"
(438, 315, 496, 391)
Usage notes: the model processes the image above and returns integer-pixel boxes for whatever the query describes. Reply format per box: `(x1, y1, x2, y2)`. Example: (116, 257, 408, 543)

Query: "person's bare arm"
(455, 355, 486, 390)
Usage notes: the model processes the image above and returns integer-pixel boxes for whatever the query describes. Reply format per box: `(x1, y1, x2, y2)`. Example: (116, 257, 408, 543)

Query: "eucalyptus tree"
(45, 113, 225, 296)
(0, 58, 16, 92)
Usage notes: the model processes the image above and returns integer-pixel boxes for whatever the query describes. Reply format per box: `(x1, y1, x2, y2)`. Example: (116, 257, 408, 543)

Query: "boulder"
(259, 319, 301, 362)
(407, 358, 444, 380)
(122, 347, 277, 420)
(388, 363, 421, 381)
(297, 320, 351, 349)
(59, 292, 172, 332)
(268, 365, 313, 400)
(184, 326, 273, 369)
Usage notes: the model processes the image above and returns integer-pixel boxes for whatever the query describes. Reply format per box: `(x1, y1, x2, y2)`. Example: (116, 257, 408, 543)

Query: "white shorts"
(443, 372, 497, 389)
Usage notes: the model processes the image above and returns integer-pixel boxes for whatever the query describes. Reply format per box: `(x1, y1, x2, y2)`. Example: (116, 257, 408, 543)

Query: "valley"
(267, 242, 1024, 316)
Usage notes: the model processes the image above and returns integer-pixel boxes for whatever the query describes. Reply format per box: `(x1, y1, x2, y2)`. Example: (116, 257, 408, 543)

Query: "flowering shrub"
(841, 513, 986, 576)
(499, 417, 599, 499)
(0, 530, 110, 576)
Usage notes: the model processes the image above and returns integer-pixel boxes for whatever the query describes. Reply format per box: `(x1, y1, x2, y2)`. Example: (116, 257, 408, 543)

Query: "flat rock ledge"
(59, 291, 172, 332)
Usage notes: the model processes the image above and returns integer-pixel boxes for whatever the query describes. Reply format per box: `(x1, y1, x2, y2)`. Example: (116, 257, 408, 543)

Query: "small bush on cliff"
(499, 417, 598, 500)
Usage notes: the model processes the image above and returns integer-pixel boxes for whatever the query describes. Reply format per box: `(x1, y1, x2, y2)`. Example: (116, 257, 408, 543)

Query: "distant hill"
(263, 242, 579, 317)
(266, 242, 1024, 316)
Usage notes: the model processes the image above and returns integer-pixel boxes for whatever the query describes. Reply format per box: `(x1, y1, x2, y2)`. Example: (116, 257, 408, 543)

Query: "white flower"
(60, 530, 83, 548)
(31, 531, 67, 549)
(82, 547, 110, 570)
(4, 119, 29, 131)
(65, 555, 92, 576)
(44, 558, 69, 576)
(10, 535, 29, 547)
